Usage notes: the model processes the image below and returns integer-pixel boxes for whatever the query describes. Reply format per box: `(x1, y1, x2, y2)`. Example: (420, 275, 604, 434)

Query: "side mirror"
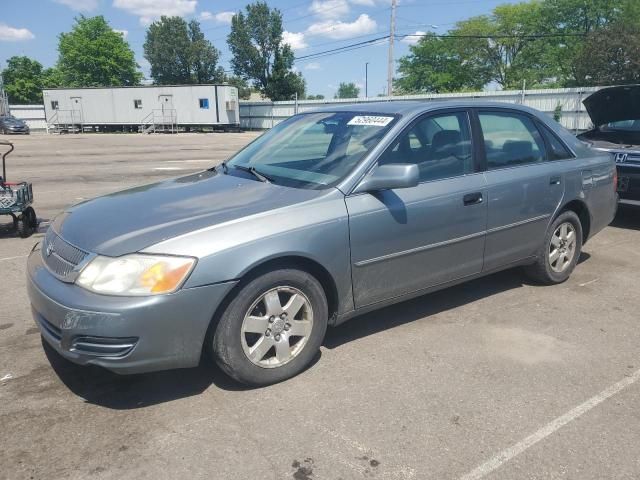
(353, 163, 419, 193)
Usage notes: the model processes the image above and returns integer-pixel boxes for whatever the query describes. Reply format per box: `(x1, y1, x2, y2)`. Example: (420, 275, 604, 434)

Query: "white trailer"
(42, 84, 240, 133)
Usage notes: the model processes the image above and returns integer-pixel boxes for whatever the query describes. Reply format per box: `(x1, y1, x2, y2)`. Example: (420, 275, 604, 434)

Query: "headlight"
(76, 254, 196, 296)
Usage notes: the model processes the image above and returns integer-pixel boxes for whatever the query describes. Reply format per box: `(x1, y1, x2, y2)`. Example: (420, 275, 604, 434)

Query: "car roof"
(307, 100, 539, 116)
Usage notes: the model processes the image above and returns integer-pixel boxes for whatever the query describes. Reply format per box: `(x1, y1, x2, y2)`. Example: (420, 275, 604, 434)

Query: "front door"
(476, 109, 566, 271)
(346, 110, 488, 308)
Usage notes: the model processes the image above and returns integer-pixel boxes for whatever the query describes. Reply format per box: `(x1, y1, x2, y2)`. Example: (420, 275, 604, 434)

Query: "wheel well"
(211, 256, 340, 328)
(560, 200, 591, 243)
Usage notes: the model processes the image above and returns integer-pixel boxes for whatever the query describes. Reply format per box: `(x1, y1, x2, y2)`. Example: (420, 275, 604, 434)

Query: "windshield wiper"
(233, 164, 274, 183)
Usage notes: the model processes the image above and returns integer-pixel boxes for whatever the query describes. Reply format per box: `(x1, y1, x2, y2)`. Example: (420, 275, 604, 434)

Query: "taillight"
(613, 167, 618, 190)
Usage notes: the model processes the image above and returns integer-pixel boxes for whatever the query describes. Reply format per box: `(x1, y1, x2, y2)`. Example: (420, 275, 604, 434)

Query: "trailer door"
(159, 95, 173, 112)
(70, 96, 83, 124)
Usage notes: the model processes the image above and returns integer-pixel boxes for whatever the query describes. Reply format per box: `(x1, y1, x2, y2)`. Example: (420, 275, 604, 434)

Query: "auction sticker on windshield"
(347, 116, 394, 127)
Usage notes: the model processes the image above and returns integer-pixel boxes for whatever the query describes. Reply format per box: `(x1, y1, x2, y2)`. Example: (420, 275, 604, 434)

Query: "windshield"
(605, 120, 640, 131)
(227, 111, 398, 189)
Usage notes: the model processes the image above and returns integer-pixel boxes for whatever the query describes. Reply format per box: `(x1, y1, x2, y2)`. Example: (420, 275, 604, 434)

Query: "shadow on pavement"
(44, 338, 321, 409)
(324, 268, 533, 350)
(611, 204, 640, 231)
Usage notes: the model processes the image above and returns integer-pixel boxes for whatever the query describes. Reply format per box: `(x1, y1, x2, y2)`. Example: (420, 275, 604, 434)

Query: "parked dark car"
(0, 115, 30, 135)
(578, 85, 640, 206)
(28, 102, 617, 386)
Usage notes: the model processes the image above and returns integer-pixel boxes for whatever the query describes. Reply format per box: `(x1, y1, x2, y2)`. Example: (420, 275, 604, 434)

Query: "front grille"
(42, 229, 89, 281)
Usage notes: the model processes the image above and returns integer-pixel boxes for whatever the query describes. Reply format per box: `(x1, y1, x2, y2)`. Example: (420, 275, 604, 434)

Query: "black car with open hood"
(578, 85, 640, 205)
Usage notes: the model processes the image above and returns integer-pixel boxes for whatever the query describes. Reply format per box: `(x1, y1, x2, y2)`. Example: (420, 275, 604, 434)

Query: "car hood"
(583, 85, 640, 127)
(52, 170, 328, 257)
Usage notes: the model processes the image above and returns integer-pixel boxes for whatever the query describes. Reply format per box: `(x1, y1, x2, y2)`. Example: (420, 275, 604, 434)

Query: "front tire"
(524, 210, 583, 284)
(211, 268, 328, 386)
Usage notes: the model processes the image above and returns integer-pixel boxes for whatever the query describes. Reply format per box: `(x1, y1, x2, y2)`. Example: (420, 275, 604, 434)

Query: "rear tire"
(524, 210, 583, 284)
(211, 268, 328, 386)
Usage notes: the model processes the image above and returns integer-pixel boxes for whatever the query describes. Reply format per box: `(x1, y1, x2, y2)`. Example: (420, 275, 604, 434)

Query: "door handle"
(550, 176, 561, 185)
(463, 192, 483, 206)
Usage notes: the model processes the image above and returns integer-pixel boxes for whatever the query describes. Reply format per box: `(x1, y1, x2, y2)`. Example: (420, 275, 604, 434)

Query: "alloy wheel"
(549, 222, 577, 273)
(241, 286, 314, 368)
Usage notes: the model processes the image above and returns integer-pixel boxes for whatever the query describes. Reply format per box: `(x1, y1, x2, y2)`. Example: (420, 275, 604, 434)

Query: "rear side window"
(538, 124, 574, 160)
(479, 112, 545, 169)
(379, 111, 473, 182)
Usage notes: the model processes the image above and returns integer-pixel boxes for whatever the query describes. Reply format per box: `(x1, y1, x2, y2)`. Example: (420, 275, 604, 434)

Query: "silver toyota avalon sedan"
(28, 101, 617, 386)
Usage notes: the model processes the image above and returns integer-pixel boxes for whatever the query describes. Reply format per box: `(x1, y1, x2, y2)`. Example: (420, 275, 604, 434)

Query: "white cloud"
(282, 31, 308, 51)
(309, 0, 350, 20)
(306, 14, 377, 40)
(350, 0, 376, 5)
(113, 28, 129, 38)
(54, 0, 99, 11)
(113, 0, 197, 25)
(305, 62, 322, 70)
(0, 23, 35, 41)
(199, 11, 234, 24)
(401, 31, 425, 45)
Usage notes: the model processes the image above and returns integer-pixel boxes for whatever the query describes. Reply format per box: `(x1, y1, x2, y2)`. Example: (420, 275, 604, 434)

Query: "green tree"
(537, 0, 640, 85)
(227, 2, 305, 101)
(307, 94, 325, 100)
(1, 57, 63, 104)
(454, 2, 550, 89)
(188, 20, 225, 84)
(144, 16, 224, 85)
(2, 56, 45, 104)
(335, 82, 360, 99)
(396, 34, 489, 94)
(58, 15, 141, 87)
(573, 21, 640, 85)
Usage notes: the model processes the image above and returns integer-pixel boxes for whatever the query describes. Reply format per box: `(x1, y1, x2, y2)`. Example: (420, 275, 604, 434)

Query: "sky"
(1, 0, 516, 98)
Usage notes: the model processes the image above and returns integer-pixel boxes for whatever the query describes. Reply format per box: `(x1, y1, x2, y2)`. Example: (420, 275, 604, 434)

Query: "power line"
(295, 35, 390, 61)
(293, 31, 589, 63)
(397, 32, 588, 40)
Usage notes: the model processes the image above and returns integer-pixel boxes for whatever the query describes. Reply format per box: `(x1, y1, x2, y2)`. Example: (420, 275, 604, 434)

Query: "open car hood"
(583, 85, 640, 127)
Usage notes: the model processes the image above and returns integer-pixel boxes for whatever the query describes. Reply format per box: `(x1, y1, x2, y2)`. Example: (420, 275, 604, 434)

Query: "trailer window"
(51, 101, 58, 110)
(199, 98, 209, 109)
(134, 99, 143, 109)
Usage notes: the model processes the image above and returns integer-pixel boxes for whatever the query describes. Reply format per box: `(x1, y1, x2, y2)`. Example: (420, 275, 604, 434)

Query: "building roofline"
(42, 84, 233, 91)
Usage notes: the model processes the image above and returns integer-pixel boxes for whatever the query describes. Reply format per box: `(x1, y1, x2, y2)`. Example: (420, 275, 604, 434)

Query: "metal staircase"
(47, 110, 83, 134)
(139, 109, 177, 134)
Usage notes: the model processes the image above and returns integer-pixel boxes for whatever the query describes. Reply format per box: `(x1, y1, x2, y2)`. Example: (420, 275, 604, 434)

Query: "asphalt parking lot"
(1, 132, 640, 480)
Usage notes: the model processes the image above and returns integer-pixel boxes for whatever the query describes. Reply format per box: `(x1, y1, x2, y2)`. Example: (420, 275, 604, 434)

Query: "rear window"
(479, 112, 545, 169)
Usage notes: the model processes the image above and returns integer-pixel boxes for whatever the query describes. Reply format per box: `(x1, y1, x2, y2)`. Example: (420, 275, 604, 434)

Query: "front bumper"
(3, 128, 29, 134)
(617, 165, 640, 203)
(27, 245, 237, 374)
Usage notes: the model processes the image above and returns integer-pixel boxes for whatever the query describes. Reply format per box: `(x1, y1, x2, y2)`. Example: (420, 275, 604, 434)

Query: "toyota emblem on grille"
(615, 153, 628, 163)
(46, 242, 55, 257)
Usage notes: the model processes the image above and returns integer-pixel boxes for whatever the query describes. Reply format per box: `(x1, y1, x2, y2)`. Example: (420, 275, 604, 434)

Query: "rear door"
(346, 110, 488, 307)
(477, 109, 566, 271)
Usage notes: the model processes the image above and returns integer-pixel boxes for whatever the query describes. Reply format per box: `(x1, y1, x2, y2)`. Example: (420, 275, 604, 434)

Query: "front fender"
(142, 192, 354, 315)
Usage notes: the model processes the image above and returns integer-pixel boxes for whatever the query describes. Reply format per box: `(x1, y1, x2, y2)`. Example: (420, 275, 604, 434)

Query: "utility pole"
(365, 62, 369, 98)
(387, 0, 398, 97)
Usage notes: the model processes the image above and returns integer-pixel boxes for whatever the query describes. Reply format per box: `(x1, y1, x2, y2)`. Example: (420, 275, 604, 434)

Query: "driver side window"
(379, 112, 473, 182)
